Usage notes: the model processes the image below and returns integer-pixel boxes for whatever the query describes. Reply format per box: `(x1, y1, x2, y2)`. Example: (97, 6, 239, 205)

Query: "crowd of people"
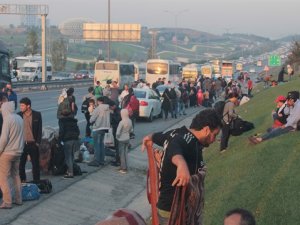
(0, 63, 297, 221)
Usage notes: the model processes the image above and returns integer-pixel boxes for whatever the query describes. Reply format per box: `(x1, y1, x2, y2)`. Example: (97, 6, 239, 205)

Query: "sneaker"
(63, 173, 74, 179)
(88, 160, 100, 167)
(248, 136, 260, 145)
(118, 169, 127, 174)
(111, 161, 121, 167)
(0, 203, 12, 209)
(13, 201, 23, 206)
(220, 149, 227, 154)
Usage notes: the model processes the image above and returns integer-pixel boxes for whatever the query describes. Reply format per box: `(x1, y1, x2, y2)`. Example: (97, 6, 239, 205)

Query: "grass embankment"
(203, 77, 300, 225)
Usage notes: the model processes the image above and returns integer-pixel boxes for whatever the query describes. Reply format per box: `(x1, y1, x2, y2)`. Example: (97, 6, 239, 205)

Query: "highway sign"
(268, 55, 281, 66)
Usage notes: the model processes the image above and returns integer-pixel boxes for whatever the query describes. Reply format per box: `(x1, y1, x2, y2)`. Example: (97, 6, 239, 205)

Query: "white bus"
(94, 61, 136, 88)
(182, 65, 198, 81)
(146, 59, 182, 85)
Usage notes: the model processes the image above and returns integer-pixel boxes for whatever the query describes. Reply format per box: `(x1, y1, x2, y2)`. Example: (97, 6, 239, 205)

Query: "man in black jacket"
(18, 97, 42, 182)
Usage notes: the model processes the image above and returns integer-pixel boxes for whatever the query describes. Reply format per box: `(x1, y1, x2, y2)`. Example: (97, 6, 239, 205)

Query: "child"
(116, 109, 133, 174)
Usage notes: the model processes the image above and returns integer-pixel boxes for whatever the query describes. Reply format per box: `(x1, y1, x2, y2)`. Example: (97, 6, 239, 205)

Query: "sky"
(1, 0, 299, 39)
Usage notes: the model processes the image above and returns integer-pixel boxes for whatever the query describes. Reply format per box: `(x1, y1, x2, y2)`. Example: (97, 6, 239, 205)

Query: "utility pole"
(107, 0, 111, 62)
(149, 30, 158, 59)
(164, 9, 188, 60)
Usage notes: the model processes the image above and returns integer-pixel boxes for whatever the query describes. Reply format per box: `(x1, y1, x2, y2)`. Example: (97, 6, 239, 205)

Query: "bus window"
(147, 63, 168, 75)
(120, 64, 134, 76)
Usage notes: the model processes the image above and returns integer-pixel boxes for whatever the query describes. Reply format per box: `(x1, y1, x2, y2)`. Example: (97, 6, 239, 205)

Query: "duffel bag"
(22, 183, 40, 201)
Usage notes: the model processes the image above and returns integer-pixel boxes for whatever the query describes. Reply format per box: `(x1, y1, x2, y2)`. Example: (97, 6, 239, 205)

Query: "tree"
(51, 38, 67, 71)
(24, 29, 39, 55)
(287, 41, 300, 69)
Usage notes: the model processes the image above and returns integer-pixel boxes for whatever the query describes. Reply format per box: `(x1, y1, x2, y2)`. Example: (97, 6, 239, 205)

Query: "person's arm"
(0, 121, 9, 153)
(90, 106, 98, 124)
(36, 112, 43, 145)
(171, 155, 190, 187)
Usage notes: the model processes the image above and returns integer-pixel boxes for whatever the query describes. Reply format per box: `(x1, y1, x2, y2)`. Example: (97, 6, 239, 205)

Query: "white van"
(19, 61, 52, 81)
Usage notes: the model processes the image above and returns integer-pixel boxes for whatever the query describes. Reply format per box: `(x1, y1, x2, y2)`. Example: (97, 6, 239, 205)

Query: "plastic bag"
(104, 128, 115, 147)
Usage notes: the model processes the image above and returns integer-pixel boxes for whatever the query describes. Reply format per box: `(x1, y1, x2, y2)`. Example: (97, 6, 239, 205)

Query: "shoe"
(248, 136, 260, 145)
(88, 160, 100, 167)
(63, 173, 74, 179)
(111, 161, 121, 167)
(99, 161, 107, 166)
(13, 201, 23, 206)
(0, 203, 12, 209)
(220, 149, 227, 153)
(118, 169, 127, 174)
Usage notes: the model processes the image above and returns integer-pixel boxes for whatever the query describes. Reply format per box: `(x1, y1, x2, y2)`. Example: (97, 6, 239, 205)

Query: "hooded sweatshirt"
(90, 103, 111, 131)
(0, 101, 24, 155)
(116, 109, 133, 142)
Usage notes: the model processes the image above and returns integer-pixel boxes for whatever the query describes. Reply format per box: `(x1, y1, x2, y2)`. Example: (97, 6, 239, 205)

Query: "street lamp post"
(107, 0, 111, 62)
(164, 9, 188, 60)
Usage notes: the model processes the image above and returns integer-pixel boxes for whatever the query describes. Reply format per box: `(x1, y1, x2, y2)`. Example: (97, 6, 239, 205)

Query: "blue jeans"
(64, 140, 79, 175)
(93, 130, 106, 164)
(262, 126, 294, 140)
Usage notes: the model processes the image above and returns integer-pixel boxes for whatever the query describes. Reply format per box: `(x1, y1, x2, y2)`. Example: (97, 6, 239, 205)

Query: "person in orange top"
(247, 77, 253, 97)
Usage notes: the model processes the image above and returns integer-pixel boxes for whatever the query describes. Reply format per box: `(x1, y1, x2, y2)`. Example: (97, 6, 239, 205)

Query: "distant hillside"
(277, 34, 300, 42)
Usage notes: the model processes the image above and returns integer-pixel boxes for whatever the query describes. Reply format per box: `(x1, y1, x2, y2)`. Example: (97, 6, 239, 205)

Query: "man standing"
(0, 101, 24, 209)
(142, 109, 222, 224)
(5, 83, 17, 110)
(93, 81, 103, 100)
(18, 97, 42, 182)
(88, 97, 110, 167)
(220, 92, 239, 153)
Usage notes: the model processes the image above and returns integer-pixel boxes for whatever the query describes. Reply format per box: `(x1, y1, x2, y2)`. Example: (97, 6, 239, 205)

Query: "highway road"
(17, 87, 202, 148)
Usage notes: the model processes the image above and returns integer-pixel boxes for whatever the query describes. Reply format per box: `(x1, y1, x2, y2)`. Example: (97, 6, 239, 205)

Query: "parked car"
(133, 88, 162, 122)
(74, 70, 92, 79)
(51, 71, 72, 81)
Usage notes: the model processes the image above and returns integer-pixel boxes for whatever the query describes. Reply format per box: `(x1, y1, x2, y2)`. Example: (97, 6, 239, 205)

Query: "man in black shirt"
(142, 109, 222, 224)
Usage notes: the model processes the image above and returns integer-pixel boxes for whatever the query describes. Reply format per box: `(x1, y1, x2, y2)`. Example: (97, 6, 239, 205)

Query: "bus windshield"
(120, 64, 135, 76)
(147, 63, 168, 75)
(21, 67, 36, 72)
(95, 63, 118, 70)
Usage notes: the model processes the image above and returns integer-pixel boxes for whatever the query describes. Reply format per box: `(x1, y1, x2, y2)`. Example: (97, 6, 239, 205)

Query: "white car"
(133, 88, 162, 122)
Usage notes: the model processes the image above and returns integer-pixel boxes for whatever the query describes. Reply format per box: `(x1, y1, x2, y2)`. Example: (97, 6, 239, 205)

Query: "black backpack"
(214, 101, 227, 121)
(81, 97, 91, 113)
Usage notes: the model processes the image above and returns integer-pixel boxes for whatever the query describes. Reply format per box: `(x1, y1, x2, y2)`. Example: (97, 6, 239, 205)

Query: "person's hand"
(172, 163, 190, 187)
(141, 135, 152, 152)
(278, 113, 283, 117)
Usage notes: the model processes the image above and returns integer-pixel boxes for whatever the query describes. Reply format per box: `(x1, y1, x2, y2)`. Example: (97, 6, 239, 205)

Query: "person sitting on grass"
(269, 95, 290, 130)
(249, 91, 300, 144)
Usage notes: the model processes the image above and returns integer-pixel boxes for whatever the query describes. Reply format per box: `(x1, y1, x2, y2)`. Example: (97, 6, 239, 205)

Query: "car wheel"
(148, 110, 153, 122)
(158, 109, 163, 118)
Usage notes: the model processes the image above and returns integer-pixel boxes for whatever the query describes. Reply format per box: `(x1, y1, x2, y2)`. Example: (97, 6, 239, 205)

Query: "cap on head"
(275, 95, 286, 103)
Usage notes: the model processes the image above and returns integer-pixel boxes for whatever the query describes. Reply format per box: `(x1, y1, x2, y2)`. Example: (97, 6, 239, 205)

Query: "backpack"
(81, 97, 91, 113)
(57, 98, 71, 118)
(130, 95, 139, 112)
(214, 101, 227, 121)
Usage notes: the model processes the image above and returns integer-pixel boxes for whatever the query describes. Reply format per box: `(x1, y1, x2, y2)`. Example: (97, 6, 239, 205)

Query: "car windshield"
(134, 90, 147, 99)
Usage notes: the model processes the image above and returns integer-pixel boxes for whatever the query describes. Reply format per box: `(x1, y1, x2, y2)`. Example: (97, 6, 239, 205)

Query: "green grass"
(202, 78, 300, 225)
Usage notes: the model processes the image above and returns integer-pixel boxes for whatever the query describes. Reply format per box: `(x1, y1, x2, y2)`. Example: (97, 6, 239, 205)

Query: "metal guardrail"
(13, 79, 93, 92)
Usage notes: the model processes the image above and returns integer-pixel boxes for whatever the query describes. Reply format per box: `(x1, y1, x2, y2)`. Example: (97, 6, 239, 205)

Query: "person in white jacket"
(0, 101, 24, 209)
(116, 109, 133, 174)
